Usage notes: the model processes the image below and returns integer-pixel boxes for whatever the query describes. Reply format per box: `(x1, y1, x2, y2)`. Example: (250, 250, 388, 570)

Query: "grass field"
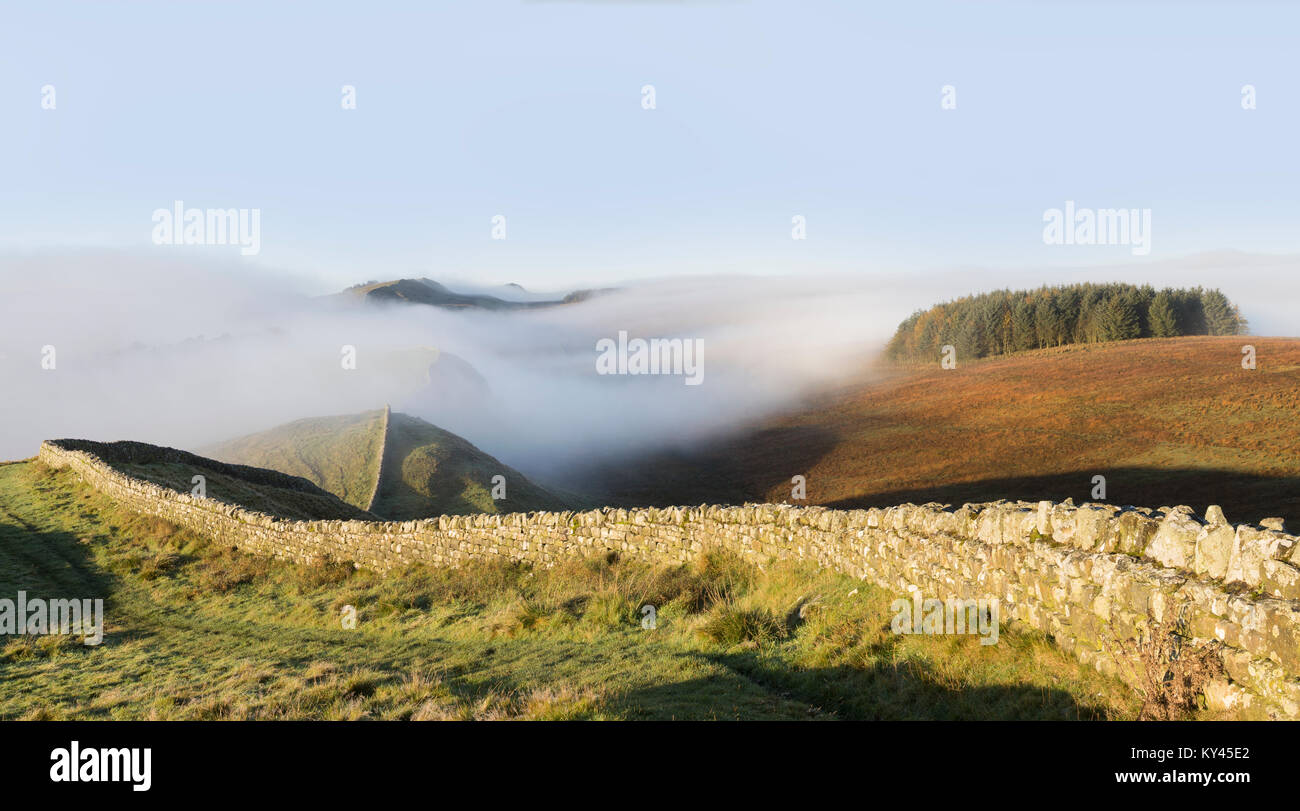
(115, 460, 373, 521)
(205, 410, 568, 519)
(374, 412, 567, 518)
(204, 410, 388, 511)
(584, 337, 1300, 526)
(0, 459, 1164, 721)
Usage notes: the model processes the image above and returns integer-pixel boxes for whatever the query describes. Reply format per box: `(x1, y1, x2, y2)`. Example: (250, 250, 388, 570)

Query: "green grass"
(375, 413, 566, 518)
(115, 460, 372, 521)
(204, 409, 570, 519)
(203, 410, 389, 511)
(0, 459, 1158, 720)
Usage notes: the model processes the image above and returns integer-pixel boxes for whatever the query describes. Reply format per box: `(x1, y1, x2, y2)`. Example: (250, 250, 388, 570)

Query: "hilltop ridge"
(338, 278, 613, 312)
(205, 409, 567, 518)
(41, 438, 374, 520)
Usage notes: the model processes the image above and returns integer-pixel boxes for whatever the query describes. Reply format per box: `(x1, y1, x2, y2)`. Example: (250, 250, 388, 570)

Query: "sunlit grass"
(0, 460, 1154, 720)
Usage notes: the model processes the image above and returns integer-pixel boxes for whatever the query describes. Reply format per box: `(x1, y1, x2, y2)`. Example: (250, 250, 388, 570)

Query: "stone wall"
(37, 439, 1300, 718)
(363, 405, 391, 513)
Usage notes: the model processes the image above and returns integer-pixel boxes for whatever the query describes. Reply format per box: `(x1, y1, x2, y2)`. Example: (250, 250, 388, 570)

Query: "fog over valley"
(2, 251, 1296, 485)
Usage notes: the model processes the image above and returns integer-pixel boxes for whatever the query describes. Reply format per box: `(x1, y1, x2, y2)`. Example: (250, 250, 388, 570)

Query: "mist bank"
(1, 251, 1295, 481)
(0, 254, 907, 475)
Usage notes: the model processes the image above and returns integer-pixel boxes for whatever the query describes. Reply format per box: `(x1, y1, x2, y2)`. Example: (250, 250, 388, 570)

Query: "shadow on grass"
(562, 424, 840, 509)
(0, 520, 113, 605)
(0, 517, 127, 651)
(613, 649, 1116, 721)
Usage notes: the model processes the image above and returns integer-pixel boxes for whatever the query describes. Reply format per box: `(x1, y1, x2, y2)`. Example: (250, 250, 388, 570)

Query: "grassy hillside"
(206, 409, 567, 519)
(0, 459, 1174, 720)
(577, 337, 1300, 526)
(204, 410, 388, 511)
(374, 413, 564, 518)
(56, 439, 372, 521)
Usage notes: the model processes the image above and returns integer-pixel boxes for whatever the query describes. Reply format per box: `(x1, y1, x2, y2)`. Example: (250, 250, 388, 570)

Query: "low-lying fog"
(1, 251, 1296, 484)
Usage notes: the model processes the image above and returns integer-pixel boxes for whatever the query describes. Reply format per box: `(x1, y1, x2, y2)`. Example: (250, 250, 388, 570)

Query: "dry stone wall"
(363, 405, 391, 513)
(38, 439, 1300, 718)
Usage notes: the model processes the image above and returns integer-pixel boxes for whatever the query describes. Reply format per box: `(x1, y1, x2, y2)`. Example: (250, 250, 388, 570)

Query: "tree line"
(885, 283, 1247, 363)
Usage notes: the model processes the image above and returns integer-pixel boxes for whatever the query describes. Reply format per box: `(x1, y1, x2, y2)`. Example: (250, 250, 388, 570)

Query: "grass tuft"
(698, 605, 787, 647)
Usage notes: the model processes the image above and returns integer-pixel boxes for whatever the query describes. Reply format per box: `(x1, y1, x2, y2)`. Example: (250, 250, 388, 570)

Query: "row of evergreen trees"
(885, 283, 1247, 363)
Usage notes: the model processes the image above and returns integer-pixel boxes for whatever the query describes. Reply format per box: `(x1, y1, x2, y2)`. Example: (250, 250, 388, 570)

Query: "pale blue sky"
(2, 0, 1297, 292)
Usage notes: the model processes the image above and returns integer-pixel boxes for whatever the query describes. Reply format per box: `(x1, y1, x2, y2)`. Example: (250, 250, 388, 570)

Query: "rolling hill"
(203, 410, 388, 511)
(204, 408, 567, 518)
(371, 411, 564, 518)
(46, 438, 374, 520)
(572, 336, 1300, 526)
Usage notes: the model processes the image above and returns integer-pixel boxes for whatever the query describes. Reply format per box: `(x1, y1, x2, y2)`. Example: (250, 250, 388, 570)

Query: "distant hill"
(887, 283, 1248, 363)
(204, 408, 566, 519)
(338, 278, 614, 312)
(46, 438, 374, 521)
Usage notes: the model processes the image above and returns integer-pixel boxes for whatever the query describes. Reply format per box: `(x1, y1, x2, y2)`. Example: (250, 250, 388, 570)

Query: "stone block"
(1226, 525, 1286, 587)
(1194, 524, 1235, 580)
(1146, 508, 1201, 570)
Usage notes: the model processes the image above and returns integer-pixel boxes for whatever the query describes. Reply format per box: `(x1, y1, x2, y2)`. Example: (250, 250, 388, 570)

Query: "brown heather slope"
(578, 336, 1300, 526)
